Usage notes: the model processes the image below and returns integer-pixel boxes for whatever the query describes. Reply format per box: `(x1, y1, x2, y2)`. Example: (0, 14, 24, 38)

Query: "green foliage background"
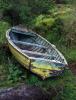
(0, 0, 76, 99)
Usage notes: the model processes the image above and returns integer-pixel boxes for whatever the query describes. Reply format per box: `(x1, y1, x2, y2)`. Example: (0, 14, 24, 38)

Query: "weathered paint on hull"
(8, 43, 30, 69)
(31, 61, 64, 79)
(31, 68, 51, 79)
(8, 42, 64, 79)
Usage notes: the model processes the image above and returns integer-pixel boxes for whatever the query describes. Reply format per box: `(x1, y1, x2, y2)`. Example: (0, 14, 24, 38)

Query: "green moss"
(34, 15, 55, 27)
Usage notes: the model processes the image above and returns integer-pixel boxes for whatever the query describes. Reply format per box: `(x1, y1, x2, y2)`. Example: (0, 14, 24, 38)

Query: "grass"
(0, 21, 10, 43)
(56, 45, 76, 61)
(63, 48, 76, 61)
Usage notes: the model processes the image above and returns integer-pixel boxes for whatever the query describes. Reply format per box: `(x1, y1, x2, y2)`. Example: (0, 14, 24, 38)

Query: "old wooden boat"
(6, 26, 68, 79)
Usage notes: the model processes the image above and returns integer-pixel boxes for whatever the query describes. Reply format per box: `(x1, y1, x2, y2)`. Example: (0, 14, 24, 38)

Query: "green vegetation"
(0, 21, 10, 43)
(0, 0, 76, 99)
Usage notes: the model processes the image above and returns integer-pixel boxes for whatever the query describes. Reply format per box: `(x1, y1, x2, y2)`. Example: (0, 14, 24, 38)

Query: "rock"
(0, 85, 51, 100)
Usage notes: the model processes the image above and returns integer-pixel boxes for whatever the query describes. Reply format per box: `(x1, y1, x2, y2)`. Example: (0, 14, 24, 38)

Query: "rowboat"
(6, 26, 68, 79)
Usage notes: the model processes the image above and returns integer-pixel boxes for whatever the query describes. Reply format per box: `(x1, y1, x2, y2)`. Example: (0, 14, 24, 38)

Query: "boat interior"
(9, 29, 64, 63)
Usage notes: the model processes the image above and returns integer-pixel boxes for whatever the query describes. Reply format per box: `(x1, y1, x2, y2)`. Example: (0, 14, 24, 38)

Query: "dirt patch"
(68, 62, 76, 75)
(0, 43, 8, 51)
(0, 43, 11, 55)
(3, 8, 21, 25)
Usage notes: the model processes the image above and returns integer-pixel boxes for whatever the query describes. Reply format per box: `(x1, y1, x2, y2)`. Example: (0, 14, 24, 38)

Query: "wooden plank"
(30, 57, 62, 64)
(22, 49, 56, 59)
(11, 29, 36, 37)
(13, 40, 47, 50)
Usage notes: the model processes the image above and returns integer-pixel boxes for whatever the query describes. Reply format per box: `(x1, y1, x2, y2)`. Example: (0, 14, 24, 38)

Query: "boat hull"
(8, 42, 30, 69)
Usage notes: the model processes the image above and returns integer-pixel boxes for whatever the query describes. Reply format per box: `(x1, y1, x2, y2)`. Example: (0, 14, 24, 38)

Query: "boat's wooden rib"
(11, 29, 36, 37)
(29, 57, 63, 64)
(13, 40, 47, 50)
(22, 49, 55, 59)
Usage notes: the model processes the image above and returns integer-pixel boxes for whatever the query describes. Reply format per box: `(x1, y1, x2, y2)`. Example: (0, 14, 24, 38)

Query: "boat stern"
(31, 59, 65, 79)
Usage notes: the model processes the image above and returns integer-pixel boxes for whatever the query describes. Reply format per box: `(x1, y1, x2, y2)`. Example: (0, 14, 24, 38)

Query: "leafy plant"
(34, 15, 55, 27)
(7, 63, 22, 82)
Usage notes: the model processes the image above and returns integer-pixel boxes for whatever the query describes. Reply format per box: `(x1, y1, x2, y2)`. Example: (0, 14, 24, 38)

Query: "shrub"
(35, 15, 55, 27)
(46, 18, 64, 43)
(3, 7, 21, 25)
(26, 0, 54, 14)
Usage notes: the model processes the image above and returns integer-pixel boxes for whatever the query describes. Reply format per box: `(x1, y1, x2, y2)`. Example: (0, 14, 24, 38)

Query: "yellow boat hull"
(8, 43, 30, 69)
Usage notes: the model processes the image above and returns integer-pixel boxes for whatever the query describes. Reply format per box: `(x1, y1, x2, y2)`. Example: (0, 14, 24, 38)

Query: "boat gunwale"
(6, 28, 68, 65)
(33, 32, 68, 65)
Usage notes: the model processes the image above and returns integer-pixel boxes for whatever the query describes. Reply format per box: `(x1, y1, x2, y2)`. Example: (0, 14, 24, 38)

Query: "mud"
(0, 43, 9, 52)
(68, 61, 76, 75)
